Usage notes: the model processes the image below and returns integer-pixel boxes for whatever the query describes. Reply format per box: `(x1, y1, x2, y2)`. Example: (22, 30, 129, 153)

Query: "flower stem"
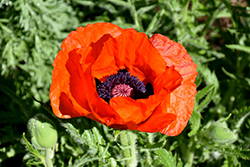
(44, 148, 54, 167)
(181, 136, 195, 167)
(120, 131, 137, 167)
(120, 131, 130, 158)
(128, 131, 137, 166)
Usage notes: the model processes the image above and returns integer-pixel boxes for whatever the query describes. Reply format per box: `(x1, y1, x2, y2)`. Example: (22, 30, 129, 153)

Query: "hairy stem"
(128, 131, 137, 166)
(180, 136, 195, 167)
(45, 148, 54, 167)
(120, 131, 137, 167)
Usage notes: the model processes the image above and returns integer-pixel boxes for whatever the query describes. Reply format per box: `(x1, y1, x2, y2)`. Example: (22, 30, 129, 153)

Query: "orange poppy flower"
(49, 22, 198, 136)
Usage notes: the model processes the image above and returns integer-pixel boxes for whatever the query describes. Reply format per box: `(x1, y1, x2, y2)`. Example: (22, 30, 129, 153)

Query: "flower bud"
(28, 114, 58, 149)
(208, 123, 237, 144)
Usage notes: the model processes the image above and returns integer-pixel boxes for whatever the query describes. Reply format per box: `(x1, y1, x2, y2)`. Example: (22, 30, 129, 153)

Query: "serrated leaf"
(226, 44, 250, 53)
(196, 86, 215, 112)
(207, 50, 225, 59)
(0, 22, 12, 33)
(196, 84, 214, 103)
(216, 8, 231, 18)
(137, 4, 156, 15)
(99, 143, 110, 159)
(69, 154, 100, 167)
(197, 63, 219, 89)
(22, 133, 45, 164)
(82, 129, 98, 154)
(222, 155, 241, 167)
(61, 122, 98, 154)
(188, 110, 201, 136)
(180, 0, 189, 22)
(92, 127, 111, 159)
(97, 3, 117, 14)
(237, 150, 250, 160)
(92, 127, 105, 145)
(217, 146, 250, 160)
(233, 107, 250, 133)
(2, 39, 16, 68)
(108, 0, 130, 8)
(23, 133, 39, 155)
(195, 74, 202, 88)
(145, 140, 166, 149)
(0, 18, 9, 22)
(155, 148, 176, 167)
(185, 38, 209, 49)
(145, 9, 165, 35)
(201, 3, 224, 37)
(61, 123, 86, 145)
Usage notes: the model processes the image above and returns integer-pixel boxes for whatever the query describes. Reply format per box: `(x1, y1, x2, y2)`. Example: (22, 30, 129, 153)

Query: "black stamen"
(96, 69, 153, 103)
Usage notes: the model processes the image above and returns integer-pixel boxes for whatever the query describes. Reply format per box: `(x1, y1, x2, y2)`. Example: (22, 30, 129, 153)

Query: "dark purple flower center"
(96, 69, 153, 103)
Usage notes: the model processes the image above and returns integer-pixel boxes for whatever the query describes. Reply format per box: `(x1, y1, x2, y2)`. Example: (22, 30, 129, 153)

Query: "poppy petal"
(92, 28, 167, 83)
(50, 23, 123, 119)
(57, 92, 78, 118)
(82, 67, 125, 126)
(153, 66, 183, 95)
(67, 49, 124, 126)
(66, 50, 92, 115)
(136, 66, 183, 132)
(50, 49, 91, 118)
(137, 110, 177, 133)
(109, 97, 146, 125)
(149, 34, 198, 136)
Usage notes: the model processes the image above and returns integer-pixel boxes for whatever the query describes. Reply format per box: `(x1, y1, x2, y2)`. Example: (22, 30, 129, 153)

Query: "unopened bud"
(208, 123, 237, 144)
(28, 114, 58, 149)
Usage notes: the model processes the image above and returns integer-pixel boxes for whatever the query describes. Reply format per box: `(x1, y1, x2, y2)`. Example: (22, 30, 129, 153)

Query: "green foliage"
(226, 44, 250, 53)
(155, 148, 186, 167)
(1, 0, 250, 166)
(22, 133, 46, 166)
(0, 0, 78, 103)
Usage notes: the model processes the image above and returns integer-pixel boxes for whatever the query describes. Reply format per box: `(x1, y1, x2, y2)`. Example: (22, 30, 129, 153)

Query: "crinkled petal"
(92, 29, 166, 83)
(50, 48, 92, 119)
(109, 97, 146, 125)
(67, 49, 125, 126)
(136, 66, 183, 132)
(150, 34, 198, 136)
(153, 66, 183, 95)
(137, 110, 177, 133)
(50, 23, 123, 119)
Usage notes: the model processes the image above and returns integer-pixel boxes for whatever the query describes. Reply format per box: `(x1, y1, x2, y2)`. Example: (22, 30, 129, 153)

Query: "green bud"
(28, 114, 58, 149)
(208, 123, 237, 144)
